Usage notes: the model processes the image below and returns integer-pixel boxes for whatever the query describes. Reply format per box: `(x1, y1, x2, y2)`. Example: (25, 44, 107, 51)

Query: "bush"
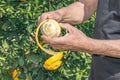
(0, 0, 95, 80)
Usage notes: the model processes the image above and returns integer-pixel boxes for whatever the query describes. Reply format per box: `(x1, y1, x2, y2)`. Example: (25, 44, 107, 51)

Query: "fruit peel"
(43, 52, 63, 70)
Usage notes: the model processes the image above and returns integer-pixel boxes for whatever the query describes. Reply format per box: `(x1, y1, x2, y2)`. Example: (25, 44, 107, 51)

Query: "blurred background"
(0, 0, 95, 80)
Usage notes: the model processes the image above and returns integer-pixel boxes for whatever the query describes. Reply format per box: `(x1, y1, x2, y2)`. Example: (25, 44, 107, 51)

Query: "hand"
(38, 10, 63, 25)
(41, 23, 90, 51)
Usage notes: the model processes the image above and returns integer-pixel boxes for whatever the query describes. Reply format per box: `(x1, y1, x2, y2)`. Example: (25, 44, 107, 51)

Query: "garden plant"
(0, 0, 95, 80)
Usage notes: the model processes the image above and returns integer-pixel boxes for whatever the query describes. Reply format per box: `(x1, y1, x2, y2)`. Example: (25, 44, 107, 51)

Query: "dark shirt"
(89, 0, 120, 80)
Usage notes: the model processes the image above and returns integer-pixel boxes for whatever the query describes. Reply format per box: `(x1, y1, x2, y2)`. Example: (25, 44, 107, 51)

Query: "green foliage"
(0, 0, 95, 80)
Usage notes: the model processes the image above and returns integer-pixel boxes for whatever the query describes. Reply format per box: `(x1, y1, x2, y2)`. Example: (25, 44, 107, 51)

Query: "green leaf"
(2, 40, 9, 49)
(26, 24, 34, 33)
(28, 54, 40, 64)
(0, 57, 5, 61)
(17, 57, 24, 66)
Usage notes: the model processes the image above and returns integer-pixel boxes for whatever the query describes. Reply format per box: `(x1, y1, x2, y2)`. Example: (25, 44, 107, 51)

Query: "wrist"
(86, 38, 97, 53)
(79, 37, 98, 53)
(84, 38, 103, 55)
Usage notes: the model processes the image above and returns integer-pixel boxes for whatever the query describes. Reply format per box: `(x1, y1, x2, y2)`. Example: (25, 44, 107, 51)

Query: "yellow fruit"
(43, 52, 63, 70)
(44, 52, 63, 66)
(44, 61, 62, 70)
(12, 69, 17, 78)
(12, 69, 20, 80)
(40, 19, 61, 37)
(35, 19, 62, 55)
(14, 78, 19, 80)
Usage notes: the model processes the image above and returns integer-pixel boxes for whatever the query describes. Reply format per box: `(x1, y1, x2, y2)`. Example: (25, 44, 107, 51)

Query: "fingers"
(38, 13, 52, 25)
(41, 35, 68, 50)
(41, 34, 67, 46)
(41, 35, 61, 44)
(38, 11, 62, 25)
(38, 13, 48, 25)
(41, 35, 53, 44)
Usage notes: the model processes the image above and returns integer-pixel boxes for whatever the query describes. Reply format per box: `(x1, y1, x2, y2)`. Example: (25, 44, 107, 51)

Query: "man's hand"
(37, 0, 120, 58)
(38, 0, 98, 25)
(38, 10, 64, 25)
(41, 23, 89, 51)
(41, 23, 120, 58)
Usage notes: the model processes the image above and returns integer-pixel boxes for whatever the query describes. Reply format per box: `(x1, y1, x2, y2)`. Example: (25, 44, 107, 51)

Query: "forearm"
(56, 1, 97, 24)
(83, 38, 120, 58)
(56, 2, 85, 24)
